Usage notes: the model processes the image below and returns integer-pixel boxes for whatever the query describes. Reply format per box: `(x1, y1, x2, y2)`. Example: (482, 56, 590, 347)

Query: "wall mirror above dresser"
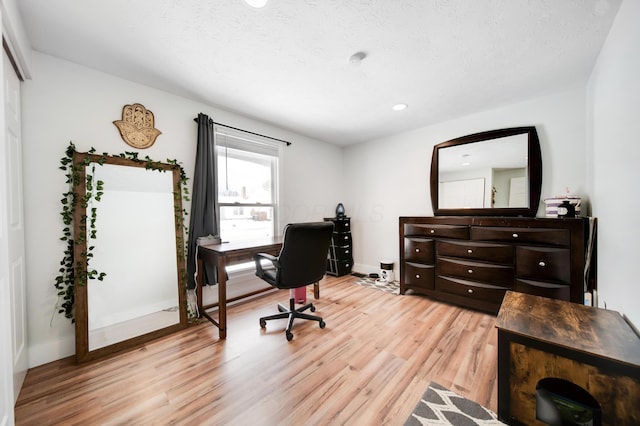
(430, 126, 542, 217)
(403, 127, 596, 316)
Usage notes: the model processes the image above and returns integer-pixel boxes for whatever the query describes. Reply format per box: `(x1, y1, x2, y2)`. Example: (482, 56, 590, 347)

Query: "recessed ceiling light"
(392, 103, 408, 111)
(349, 51, 366, 65)
(244, 0, 268, 8)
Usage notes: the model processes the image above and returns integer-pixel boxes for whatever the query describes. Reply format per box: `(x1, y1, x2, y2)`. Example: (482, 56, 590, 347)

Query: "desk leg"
(313, 282, 320, 299)
(197, 254, 224, 336)
(217, 256, 227, 339)
(496, 330, 510, 423)
(196, 257, 204, 316)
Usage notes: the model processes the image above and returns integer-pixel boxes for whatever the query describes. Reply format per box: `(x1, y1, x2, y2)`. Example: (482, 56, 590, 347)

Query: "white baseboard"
(29, 335, 75, 368)
(90, 297, 177, 330)
(352, 262, 388, 276)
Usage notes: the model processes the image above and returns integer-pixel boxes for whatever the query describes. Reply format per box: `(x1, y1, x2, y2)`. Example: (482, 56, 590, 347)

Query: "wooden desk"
(196, 237, 284, 339)
(496, 291, 640, 425)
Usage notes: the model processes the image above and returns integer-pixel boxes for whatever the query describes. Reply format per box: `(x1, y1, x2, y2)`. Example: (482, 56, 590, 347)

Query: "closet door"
(1, 45, 27, 411)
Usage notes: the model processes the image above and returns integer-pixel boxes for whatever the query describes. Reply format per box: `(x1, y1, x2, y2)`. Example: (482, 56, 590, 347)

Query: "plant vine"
(54, 142, 191, 322)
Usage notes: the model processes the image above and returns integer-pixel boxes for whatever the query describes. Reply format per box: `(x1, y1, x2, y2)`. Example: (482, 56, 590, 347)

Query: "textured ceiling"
(17, 0, 621, 146)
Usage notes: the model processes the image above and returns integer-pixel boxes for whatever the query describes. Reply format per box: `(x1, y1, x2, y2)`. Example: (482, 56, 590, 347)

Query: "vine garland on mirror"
(54, 142, 191, 323)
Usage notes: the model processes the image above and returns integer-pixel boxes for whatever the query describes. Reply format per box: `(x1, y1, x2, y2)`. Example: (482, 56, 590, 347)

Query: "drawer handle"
(467, 249, 473, 254)
(468, 289, 473, 294)
(467, 269, 473, 274)
(512, 233, 519, 238)
(415, 248, 420, 253)
(539, 261, 546, 267)
(415, 274, 420, 279)
(430, 230, 435, 234)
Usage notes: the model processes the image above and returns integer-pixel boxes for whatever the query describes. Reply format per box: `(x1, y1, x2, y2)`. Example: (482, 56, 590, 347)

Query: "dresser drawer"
(332, 232, 352, 247)
(436, 276, 508, 304)
(437, 257, 514, 286)
(516, 246, 570, 284)
(470, 226, 570, 246)
(404, 262, 435, 290)
(516, 279, 571, 301)
(404, 238, 434, 262)
(436, 240, 513, 264)
(404, 224, 469, 240)
(331, 218, 350, 233)
(327, 259, 352, 276)
(329, 245, 352, 260)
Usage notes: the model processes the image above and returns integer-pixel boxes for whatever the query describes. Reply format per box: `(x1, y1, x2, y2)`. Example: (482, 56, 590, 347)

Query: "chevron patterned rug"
(405, 382, 505, 425)
(352, 275, 399, 295)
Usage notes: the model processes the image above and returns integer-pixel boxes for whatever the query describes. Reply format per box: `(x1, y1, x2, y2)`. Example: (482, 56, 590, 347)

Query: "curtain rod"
(193, 117, 291, 146)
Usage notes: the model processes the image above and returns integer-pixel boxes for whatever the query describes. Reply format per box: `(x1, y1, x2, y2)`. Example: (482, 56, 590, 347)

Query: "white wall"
(344, 87, 587, 276)
(587, 0, 640, 327)
(21, 52, 344, 367)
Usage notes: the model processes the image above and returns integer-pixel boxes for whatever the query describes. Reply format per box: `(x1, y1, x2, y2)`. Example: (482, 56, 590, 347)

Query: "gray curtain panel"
(186, 113, 219, 289)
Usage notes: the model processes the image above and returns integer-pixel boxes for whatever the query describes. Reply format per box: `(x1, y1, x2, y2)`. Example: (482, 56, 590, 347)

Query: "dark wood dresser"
(399, 216, 594, 314)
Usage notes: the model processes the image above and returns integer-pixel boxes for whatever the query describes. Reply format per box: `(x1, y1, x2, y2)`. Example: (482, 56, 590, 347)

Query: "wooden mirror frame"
(73, 151, 188, 363)
(430, 126, 542, 217)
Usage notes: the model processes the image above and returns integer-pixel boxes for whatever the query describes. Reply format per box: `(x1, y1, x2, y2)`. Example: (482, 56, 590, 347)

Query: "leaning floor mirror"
(73, 151, 188, 363)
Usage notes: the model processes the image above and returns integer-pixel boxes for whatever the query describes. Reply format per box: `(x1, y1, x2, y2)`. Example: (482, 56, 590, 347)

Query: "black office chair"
(254, 221, 334, 341)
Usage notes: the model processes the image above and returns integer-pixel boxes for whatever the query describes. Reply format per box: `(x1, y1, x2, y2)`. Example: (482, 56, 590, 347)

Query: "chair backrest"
(275, 221, 335, 289)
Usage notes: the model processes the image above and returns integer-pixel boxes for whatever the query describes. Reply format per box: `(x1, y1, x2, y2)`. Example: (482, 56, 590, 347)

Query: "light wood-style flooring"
(15, 275, 498, 425)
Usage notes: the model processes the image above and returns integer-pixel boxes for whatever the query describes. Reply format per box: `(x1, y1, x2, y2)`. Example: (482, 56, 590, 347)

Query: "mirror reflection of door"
(439, 178, 485, 208)
(508, 176, 527, 207)
(438, 133, 529, 209)
(493, 169, 528, 208)
(86, 163, 180, 351)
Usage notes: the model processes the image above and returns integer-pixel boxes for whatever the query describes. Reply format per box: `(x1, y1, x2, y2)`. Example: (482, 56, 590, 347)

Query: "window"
(216, 129, 281, 243)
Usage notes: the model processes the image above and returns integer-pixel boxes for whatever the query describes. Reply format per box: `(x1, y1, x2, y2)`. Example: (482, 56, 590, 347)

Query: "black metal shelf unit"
(324, 216, 352, 276)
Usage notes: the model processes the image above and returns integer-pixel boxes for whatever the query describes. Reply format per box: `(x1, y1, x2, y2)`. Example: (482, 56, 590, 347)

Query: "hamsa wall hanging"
(113, 103, 162, 149)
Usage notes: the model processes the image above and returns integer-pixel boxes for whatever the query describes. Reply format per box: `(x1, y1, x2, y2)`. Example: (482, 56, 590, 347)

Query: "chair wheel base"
(259, 297, 325, 340)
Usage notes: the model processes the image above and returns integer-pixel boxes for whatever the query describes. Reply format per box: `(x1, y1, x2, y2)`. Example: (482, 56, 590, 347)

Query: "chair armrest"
(255, 252, 278, 262)
(254, 252, 280, 276)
